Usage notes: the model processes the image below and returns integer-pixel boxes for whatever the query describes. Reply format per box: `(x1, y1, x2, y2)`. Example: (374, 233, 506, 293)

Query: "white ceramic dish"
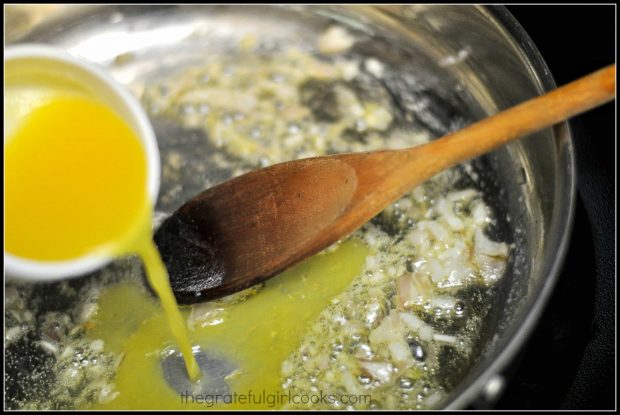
(4, 44, 160, 281)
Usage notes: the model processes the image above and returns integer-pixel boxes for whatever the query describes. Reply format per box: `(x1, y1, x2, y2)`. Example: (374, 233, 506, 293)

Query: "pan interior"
(5, 5, 553, 410)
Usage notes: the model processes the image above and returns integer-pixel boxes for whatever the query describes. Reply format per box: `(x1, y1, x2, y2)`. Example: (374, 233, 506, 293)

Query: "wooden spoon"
(154, 65, 615, 304)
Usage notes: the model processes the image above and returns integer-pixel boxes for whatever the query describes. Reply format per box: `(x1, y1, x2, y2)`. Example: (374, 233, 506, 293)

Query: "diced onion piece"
(363, 103, 392, 131)
(335, 85, 364, 119)
(341, 370, 363, 395)
(412, 186, 426, 203)
(433, 333, 457, 344)
(397, 272, 433, 308)
(426, 220, 450, 242)
(353, 343, 374, 360)
(317, 26, 356, 55)
(369, 311, 403, 345)
(471, 201, 491, 225)
(397, 273, 417, 308)
(474, 229, 508, 284)
(408, 225, 430, 252)
(338, 60, 359, 81)
(76, 302, 98, 324)
(5, 325, 27, 344)
(399, 312, 424, 332)
(446, 189, 478, 203)
(358, 359, 395, 383)
(436, 197, 464, 231)
(419, 325, 434, 342)
(476, 253, 507, 285)
(424, 258, 447, 284)
(430, 295, 457, 310)
(37, 340, 59, 355)
(387, 338, 412, 364)
(474, 228, 509, 258)
(364, 58, 385, 78)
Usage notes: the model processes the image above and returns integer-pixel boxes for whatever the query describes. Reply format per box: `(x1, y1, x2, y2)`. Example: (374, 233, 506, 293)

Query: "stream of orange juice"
(5, 95, 200, 381)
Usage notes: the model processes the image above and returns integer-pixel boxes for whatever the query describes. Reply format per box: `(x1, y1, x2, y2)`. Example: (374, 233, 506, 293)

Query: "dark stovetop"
(492, 6, 615, 410)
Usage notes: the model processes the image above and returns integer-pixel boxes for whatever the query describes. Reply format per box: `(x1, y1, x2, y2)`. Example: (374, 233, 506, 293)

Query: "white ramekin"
(4, 44, 160, 281)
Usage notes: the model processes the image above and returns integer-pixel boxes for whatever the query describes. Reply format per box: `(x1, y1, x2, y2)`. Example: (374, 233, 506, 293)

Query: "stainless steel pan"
(4, 5, 575, 409)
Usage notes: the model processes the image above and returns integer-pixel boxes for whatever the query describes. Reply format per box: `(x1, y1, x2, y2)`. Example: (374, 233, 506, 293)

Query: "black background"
(494, 5, 615, 410)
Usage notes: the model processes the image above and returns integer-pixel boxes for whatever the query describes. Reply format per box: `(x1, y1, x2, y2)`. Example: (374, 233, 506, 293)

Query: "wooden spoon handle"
(328, 64, 615, 251)
(335, 65, 615, 227)
(412, 64, 616, 178)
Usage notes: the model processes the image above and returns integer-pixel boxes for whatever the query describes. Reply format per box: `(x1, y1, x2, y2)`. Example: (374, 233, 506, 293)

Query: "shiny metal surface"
(5, 5, 575, 408)
(160, 346, 237, 396)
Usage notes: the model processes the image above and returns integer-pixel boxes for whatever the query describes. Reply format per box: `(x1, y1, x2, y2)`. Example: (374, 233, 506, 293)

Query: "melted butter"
(86, 239, 368, 409)
(135, 233, 200, 381)
(5, 96, 148, 260)
(5, 95, 200, 381)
